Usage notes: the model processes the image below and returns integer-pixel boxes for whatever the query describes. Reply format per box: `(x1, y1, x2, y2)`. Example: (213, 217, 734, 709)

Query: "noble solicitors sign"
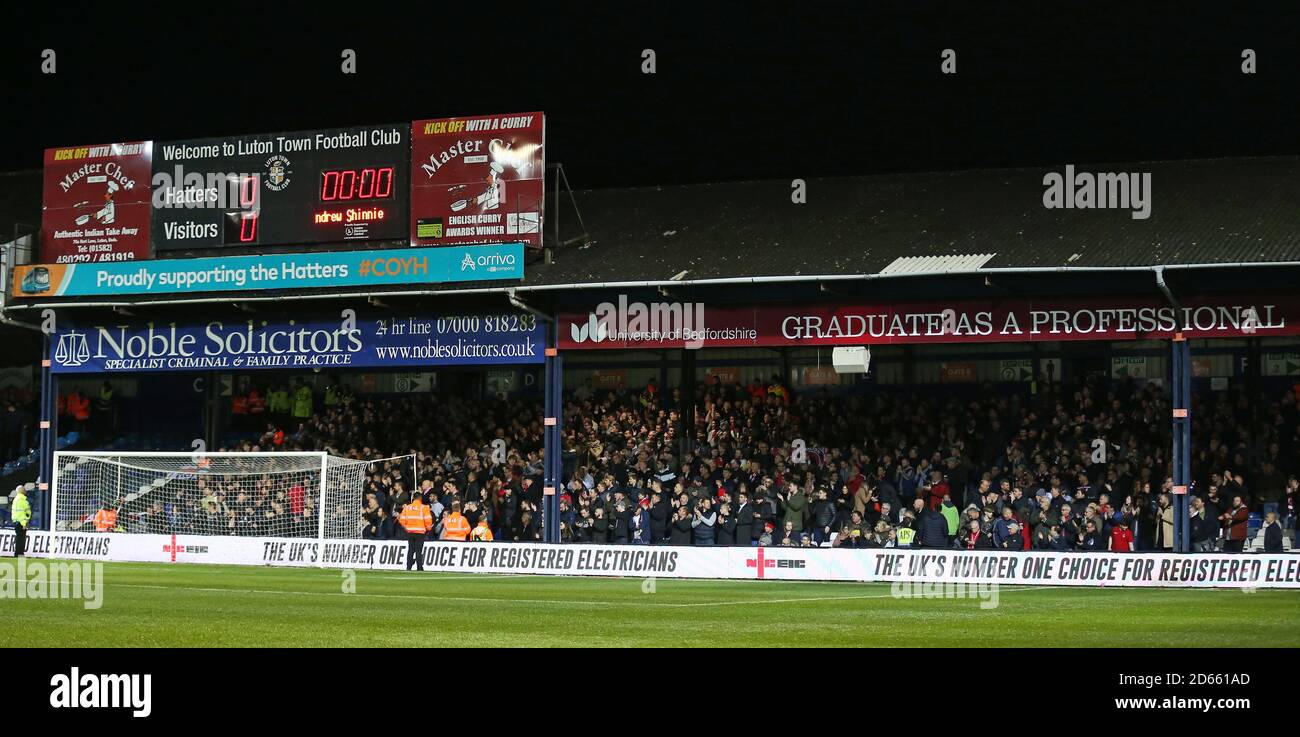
(50, 311, 546, 374)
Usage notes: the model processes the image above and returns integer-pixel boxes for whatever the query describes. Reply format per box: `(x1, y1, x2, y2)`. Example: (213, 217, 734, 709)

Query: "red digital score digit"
(239, 174, 259, 242)
(239, 212, 258, 242)
(319, 167, 394, 201)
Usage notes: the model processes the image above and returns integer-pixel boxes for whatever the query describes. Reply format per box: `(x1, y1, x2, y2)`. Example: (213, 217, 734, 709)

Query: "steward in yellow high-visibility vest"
(11, 485, 32, 558)
(896, 524, 915, 549)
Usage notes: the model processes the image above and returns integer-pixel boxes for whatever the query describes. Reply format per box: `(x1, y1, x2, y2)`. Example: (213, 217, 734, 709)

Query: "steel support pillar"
(1171, 334, 1191, 552)
(38, 334, 57, 531)
(542, 323, 563, 543)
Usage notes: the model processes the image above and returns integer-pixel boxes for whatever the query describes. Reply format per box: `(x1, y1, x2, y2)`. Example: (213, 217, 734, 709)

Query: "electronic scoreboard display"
(150, 124, 409, 251)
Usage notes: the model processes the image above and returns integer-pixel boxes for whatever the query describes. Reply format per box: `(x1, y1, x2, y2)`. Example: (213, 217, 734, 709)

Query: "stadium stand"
(85, 372, 1292, 552)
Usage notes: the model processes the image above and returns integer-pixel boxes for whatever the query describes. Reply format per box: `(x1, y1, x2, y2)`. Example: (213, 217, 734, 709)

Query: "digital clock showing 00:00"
(319, 167, 396, 201)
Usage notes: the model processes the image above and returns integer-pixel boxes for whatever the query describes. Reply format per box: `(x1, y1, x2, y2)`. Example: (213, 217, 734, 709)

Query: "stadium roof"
(3, 155, 1300, 310)
(539, 155, 1300, 285)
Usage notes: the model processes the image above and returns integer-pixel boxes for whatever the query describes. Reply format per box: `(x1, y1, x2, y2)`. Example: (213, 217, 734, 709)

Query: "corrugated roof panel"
(878, 253, 996, 275)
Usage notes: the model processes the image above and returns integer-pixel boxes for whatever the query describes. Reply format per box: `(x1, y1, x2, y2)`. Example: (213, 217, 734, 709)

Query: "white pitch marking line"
(100, 581, 1073, 609)
(658, 584, 1050, 607)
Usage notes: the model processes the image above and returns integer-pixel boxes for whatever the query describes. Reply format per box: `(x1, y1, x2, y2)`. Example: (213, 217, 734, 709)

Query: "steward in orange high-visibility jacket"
(93, 504, 118, 532)
(399, 496, 433, 571)
(441, 502, 472, 541)
(471, 518, 494, 542)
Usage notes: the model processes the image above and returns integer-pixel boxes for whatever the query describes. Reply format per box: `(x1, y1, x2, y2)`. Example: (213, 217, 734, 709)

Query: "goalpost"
(50, 451, 416, 547)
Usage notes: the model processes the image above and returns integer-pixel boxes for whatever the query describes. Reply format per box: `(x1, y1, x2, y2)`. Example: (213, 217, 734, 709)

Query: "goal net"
(51, 451, 415, 542)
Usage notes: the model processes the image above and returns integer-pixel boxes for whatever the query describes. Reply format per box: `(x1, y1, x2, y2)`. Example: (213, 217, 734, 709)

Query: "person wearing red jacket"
(1109, 517, 1135, 552)
(926, 470, 949, 512)
(1219, 495, 1250, 552)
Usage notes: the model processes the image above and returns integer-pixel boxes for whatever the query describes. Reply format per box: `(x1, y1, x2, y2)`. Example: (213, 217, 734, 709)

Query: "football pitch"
(4, 560, 1299, 647)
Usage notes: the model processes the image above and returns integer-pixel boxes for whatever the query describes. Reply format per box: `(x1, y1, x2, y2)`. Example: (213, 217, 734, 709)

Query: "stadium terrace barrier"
(2, 531, 1300, 588)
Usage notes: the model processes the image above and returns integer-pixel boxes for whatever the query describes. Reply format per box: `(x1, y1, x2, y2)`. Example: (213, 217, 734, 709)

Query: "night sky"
(1, 2, 1297, 189)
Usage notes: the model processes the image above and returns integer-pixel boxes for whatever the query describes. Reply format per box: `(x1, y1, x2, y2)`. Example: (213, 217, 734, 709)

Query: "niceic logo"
(745, 547, 806, 579)
(50, 668, 152, 718)
(570, 295, 707, 349)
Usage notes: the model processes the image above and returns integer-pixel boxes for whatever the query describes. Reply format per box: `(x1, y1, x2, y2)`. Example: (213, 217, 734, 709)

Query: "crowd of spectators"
(111, 372, 1300, 552)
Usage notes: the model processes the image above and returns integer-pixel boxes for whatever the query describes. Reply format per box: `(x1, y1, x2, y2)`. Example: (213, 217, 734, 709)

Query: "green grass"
(3, 560, 1298, 647)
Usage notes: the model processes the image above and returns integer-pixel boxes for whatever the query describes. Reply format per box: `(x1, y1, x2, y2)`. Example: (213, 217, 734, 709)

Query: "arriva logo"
(570, 295, 707, 349)
(461, 251, 517, 273)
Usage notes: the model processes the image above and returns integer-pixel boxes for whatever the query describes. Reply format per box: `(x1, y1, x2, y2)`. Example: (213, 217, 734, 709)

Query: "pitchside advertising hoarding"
(559, 294, 1300, 349)
(3, 531, 1299, 588)
(10, 243, 523, 298)
(49, 309, 545, 374)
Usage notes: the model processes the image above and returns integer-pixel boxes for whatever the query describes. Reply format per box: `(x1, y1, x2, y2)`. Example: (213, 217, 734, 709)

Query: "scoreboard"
(151, 124, 409, 252)
(38, 113, 543, 263)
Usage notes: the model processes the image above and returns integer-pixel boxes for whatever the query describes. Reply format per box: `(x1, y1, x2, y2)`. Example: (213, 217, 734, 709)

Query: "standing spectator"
(925, 469, 949, 511)
(1219, 495, 1249, 553)
(809, 489, 834, 545)
(1154, 494, 1174, 551)
(611, 502, 631, 544)
(630, 500, 652, 544)
(939, 494, 960, 546)
(734, 492, 754, 547)
(917, 504, 951, 549)
(993, 507, 1017, 548)
(292, 380, 313, 422)
(781, 483, 808, 536)
(1077, 520, 1104, 551)
(591, 506, 611, 544)
(1189, 496, 1217, 552)
(1261, 512, 1284, 553)
(670, 506, 692, 546)
(716, 503, 736, 545)
(649, 491, 671, 543)
(1284, 476, 1298, 533)
(958, 519, 992, 549)
(67, 388, 91, 433)
(692, 497, 717, 546)
(1109, 517, 1135, 552)
(997, 521, 1023, 550)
